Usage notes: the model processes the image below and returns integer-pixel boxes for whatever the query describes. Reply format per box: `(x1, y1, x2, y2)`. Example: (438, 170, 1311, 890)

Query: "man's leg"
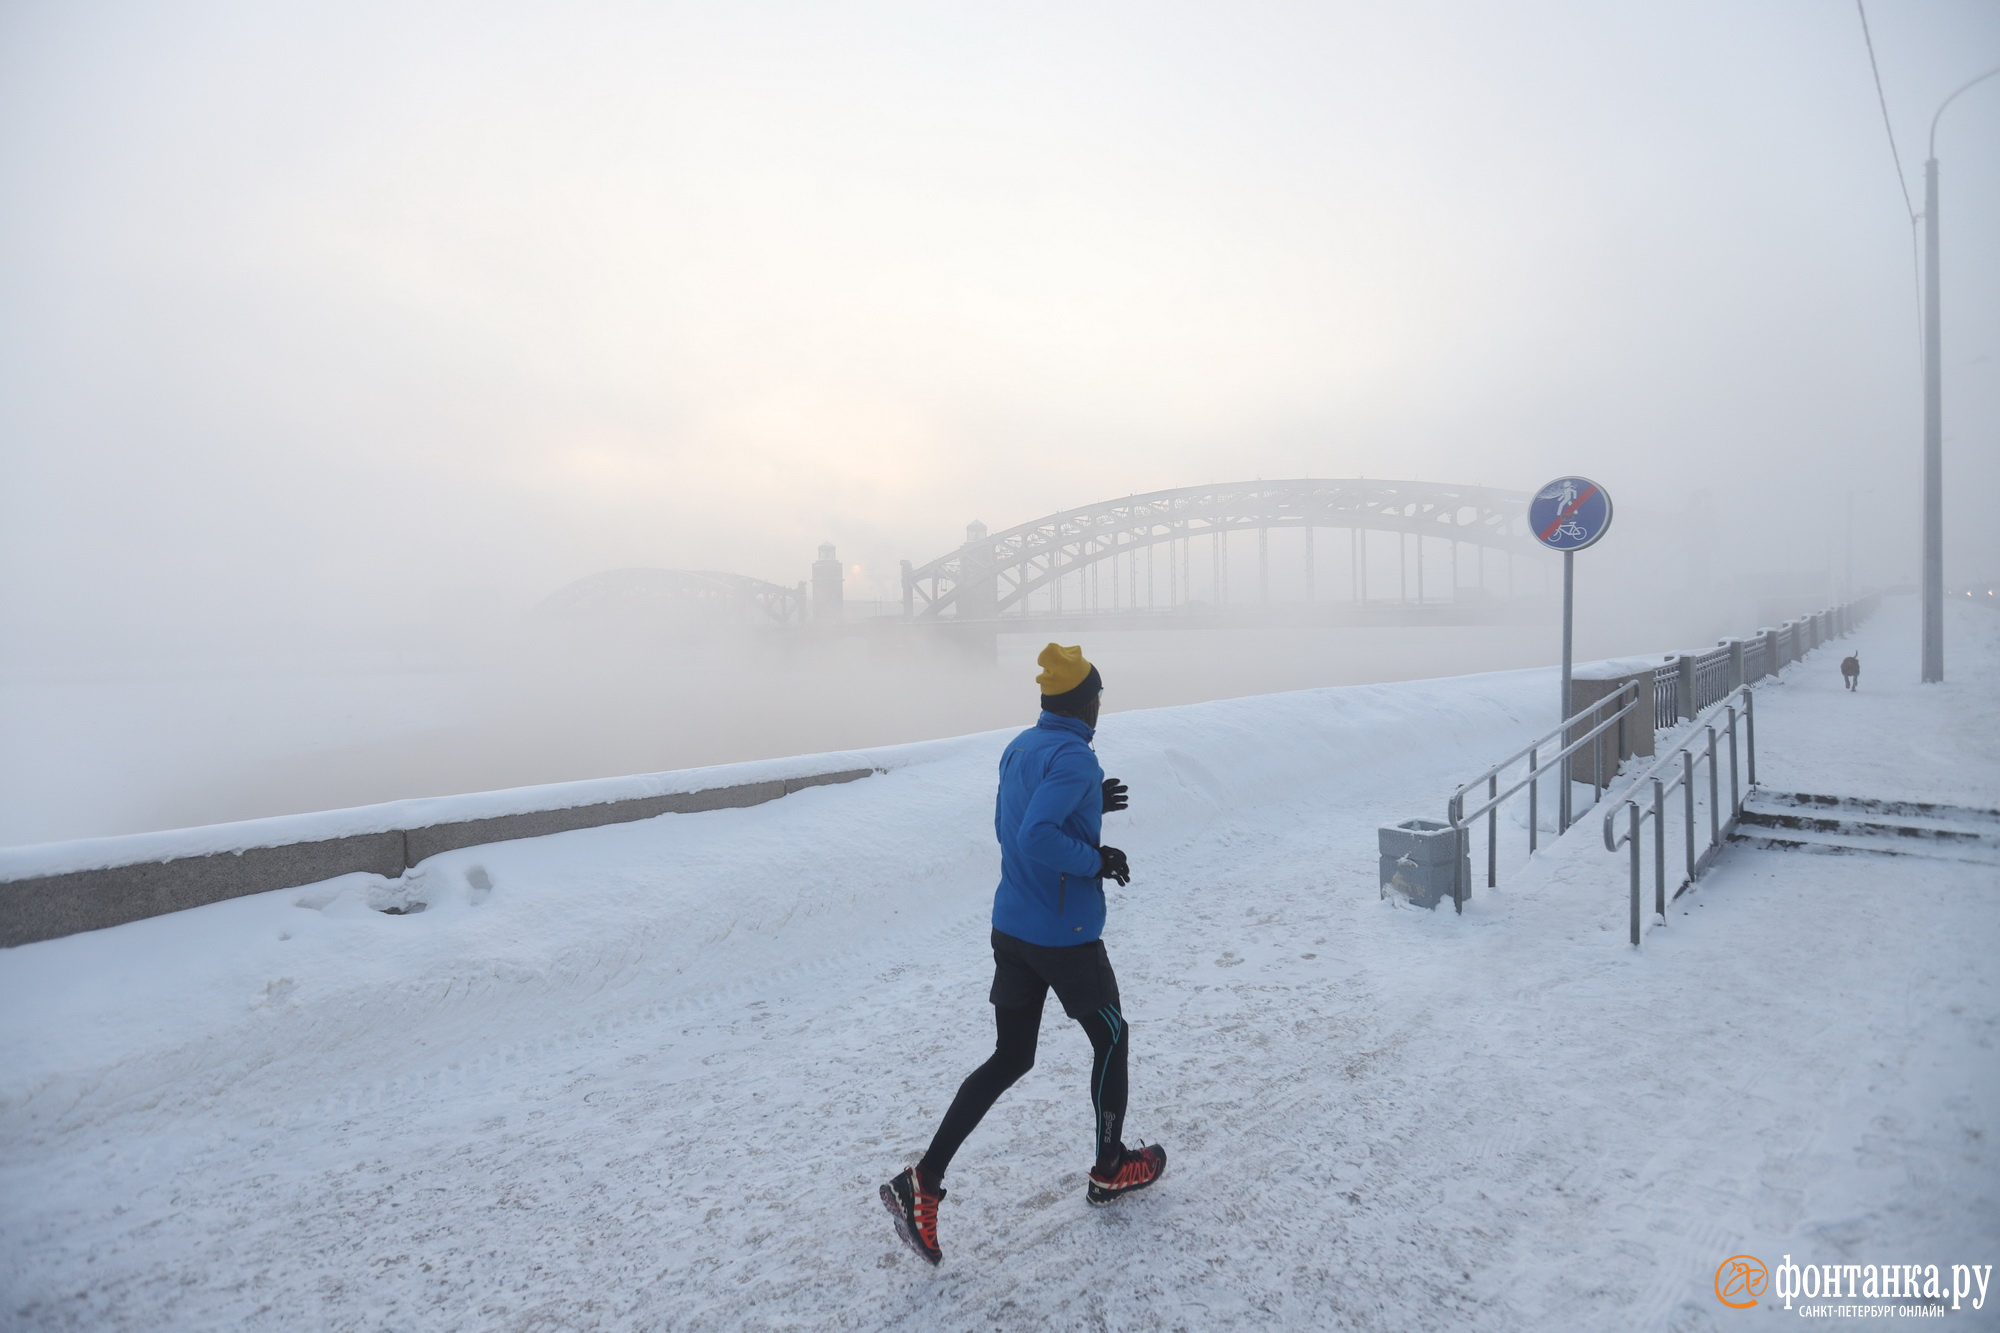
(1047, 949, 1164, 1205)
(916, 996, 1044, 1187)
(1075, 1003, 1129, 1173)
(1077, 1000, 1165, 1204)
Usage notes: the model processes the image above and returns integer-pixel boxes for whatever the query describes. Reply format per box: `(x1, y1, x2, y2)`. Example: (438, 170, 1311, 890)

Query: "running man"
(880, 643, 1166, 1266)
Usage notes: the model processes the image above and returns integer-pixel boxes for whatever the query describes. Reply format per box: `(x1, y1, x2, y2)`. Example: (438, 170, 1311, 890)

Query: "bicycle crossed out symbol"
(1537, 484, 1600, 542)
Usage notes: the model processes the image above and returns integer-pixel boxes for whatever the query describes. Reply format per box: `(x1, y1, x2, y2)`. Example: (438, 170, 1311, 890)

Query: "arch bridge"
(900, 478, 1546, 620)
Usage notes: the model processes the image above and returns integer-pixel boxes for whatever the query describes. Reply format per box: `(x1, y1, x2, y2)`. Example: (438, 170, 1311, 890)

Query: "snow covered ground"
(2, 596, 1994, 1331)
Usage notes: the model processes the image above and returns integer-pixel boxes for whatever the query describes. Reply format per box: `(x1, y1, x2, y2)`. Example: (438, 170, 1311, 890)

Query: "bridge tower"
(812, 542, 844, 621)
(956, 521, 1000, 619)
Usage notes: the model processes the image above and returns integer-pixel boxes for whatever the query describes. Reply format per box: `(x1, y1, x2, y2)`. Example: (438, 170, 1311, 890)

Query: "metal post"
(1455, 823, 1469, 914)
(1593, 707, 1604, 803)
(1744, 689, 1757, 788)
(1528, 747, 1539, 853)
(1560, 549, 1574, 829)
(1727, 702, 1741, 817)
(1705, 726, 1720, 853)
(1616, 686, 1628, 774)
(1652, 776, 1666, 923)
(1681, 750, 1696, 891)
(1628, 806, 1642, 947)
(1487, 773, 1498, 887)
(1922, 155, 1944, 683)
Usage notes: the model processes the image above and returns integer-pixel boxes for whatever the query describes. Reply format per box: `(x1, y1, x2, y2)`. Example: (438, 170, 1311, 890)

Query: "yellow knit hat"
(1035, 643, 1094, 695)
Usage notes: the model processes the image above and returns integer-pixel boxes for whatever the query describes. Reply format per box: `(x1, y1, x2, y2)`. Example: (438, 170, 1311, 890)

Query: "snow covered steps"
(1730, 791, 2000, 866)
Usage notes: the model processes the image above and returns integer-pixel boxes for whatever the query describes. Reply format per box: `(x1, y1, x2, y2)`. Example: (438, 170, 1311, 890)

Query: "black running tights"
(918, 994, 1127, 1184)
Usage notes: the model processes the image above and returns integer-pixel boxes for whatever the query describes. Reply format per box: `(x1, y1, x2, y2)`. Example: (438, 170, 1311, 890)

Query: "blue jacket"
(991, 712, 1107, 946)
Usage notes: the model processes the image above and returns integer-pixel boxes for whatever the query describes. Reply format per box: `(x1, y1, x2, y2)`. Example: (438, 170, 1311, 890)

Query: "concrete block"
(0, 831, 407, 949)
(784, 768, 875, 795)
(398, 774, 865, 863)
(1675, 654, 1698, 721)
(1, 767, 877, 949)
(1567, 670, 1654, 785)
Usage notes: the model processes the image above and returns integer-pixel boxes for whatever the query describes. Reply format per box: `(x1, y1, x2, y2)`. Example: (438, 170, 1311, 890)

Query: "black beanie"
(1041, 664, 1103, 717)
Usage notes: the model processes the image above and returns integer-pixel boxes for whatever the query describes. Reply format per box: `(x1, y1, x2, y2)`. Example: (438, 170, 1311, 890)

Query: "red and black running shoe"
(880, 1166, 945, 1266)
(1086, 1143, 1167, 1206)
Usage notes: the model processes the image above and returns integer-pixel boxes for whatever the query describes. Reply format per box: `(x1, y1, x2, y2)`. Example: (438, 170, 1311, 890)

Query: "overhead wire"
(1855, 0, 1916, 221)
(1852, 0, 1924, 366)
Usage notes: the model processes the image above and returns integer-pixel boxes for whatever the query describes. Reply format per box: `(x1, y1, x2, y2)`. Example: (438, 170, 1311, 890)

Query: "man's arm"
(1017, 748, 1104, 877)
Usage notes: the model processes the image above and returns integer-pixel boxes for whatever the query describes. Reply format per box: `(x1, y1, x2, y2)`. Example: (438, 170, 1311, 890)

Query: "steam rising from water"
(0, 1, 1993, 842)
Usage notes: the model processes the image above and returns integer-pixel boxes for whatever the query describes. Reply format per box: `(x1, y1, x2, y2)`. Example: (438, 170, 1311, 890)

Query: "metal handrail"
(1384, 591, 1876, 921)
(1602, 684, 1757, 947)
(1443, 681, 1641, 912)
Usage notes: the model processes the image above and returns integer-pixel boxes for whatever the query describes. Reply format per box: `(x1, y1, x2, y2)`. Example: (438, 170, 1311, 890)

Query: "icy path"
(2, 599, 1996, 1332)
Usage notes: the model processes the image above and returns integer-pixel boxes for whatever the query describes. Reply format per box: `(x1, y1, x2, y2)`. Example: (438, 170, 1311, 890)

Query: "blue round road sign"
(1529, 477, 1613, 551)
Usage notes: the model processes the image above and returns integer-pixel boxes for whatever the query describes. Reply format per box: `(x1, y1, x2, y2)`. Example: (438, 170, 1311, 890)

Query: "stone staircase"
(1731, 791, 2000, 866)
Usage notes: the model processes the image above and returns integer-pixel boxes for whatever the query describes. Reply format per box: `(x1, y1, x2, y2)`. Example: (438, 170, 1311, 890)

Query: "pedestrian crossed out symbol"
(1529, 477, 1613, 552)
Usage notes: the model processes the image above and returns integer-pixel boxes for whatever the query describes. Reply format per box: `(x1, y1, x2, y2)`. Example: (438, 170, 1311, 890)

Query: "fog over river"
(3, 2, 1991, 845)
(3, 583, 1791, 846)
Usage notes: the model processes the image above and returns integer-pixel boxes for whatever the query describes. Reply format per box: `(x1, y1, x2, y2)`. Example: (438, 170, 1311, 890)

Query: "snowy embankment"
(2, 597, 1996, 1332)
(0, 750, 880, 882)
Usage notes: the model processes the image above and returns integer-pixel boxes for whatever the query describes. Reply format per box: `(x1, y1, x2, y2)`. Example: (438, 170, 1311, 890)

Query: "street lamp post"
(1920, 66, 1999, 684)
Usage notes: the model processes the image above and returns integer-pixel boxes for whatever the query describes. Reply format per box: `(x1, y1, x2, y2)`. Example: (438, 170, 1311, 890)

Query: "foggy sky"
(2, 0, 1996, 659)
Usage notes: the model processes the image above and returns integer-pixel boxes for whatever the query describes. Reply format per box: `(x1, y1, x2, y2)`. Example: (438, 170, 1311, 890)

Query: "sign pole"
(1922, 153, 1943, 683)
(1530, 476, 1612, 836)
(1560, 548, 1574, 829)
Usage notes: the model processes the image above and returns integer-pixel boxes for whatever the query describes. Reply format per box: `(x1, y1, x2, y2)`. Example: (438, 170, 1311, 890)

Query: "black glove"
(1100, 777, 1128, 814)
(1098, 845, 1131, 886)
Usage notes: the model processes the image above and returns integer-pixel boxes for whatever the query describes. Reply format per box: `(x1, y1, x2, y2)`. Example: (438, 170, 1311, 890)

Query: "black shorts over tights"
(988, 927, 1121, 1018)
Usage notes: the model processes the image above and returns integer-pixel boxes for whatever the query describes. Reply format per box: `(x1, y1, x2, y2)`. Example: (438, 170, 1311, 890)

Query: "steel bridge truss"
(539, 568, 807, 625)
(901, 479, 1540, 619)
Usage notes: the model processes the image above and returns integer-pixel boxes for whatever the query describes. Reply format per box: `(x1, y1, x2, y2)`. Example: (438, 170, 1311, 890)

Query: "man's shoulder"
(1004, 721, 1096, 765)
(1038, 730, 1100, 774)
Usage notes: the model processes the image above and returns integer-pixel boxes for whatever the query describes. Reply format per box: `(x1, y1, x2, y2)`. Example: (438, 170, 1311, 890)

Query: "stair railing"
(1444, 681, 1641, 912)
(1602, 685, 1756, 947)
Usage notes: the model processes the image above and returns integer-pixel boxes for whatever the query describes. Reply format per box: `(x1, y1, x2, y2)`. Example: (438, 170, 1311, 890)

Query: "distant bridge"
(537, 568, 809, 627)
(538, 480, 1559, 639)
(900, 479, 1547, 621)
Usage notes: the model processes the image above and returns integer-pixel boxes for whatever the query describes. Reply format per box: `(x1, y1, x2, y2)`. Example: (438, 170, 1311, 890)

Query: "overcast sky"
(2, 0, 1995, 654)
